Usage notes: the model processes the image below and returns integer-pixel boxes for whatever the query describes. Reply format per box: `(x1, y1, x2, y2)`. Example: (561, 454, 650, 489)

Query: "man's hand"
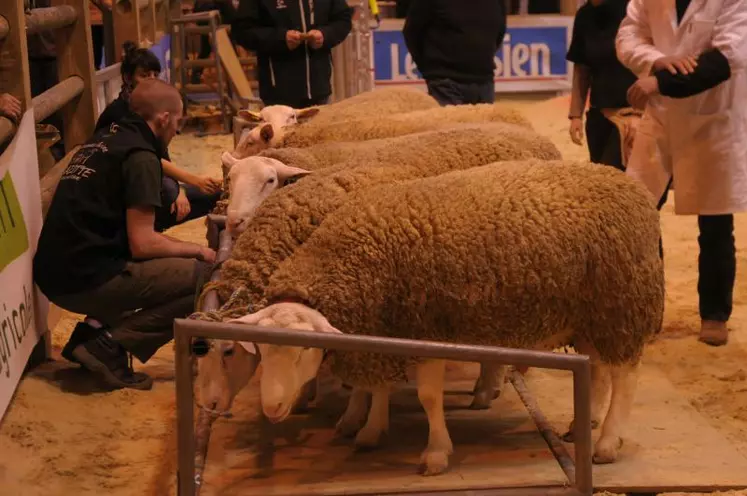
(195, 175, 222, 195)
(627, 76, 660, 110)
(653, 55, 698, 75)
(286, 30, 303, 50)
(197, 246, 216, 264)
(569, 117, 584, 145)
(307, 29, 324, 50)
(0, 93, 21, 122)
(171, 187, 191, 222)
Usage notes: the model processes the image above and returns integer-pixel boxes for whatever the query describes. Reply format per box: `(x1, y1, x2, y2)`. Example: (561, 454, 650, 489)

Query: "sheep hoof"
(562, 419, 600, 442)
(593, 436, 623, 464)
(353, 426, 386, 451)
(469, 389, 496, 410)
(419, 449, 450, 476)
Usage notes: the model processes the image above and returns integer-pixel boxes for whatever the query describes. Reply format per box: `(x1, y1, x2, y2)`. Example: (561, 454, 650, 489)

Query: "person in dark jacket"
(566, 0, 637, 171)
(231, 0, 353, 108)
(403, 0, 506, 106)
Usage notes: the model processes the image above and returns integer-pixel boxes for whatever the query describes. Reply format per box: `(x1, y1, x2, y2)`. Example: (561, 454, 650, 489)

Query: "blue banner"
(373, 25, 570, 84)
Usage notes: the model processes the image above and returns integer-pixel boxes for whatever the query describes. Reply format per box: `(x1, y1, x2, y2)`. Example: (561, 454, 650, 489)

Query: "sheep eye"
(267, 178, 275, 184)
(223, 347, 235, 357)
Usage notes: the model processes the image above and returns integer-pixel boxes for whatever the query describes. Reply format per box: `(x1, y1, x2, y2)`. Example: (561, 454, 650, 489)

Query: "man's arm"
(649, 0, 747, 99)
(123, 151, 214, 262)
(615, 0, 667, 76)
(231, 0, 290, 54)
(654, 49, 731, 98)
(319, 0, 353, 49)
(402, 0, 430, 70)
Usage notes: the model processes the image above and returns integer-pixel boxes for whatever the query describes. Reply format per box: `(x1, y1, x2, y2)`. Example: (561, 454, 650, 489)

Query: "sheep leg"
(354, 386, 390, 450)
(562, 362, 610, 442)
(592, 361, 639, 464)
(417, 359, 453, 476)
(470, 363, 507, 410)
(335, 388, 370, 438)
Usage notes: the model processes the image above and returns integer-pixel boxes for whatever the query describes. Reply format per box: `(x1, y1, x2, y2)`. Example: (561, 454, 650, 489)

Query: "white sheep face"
(229, 302, 341, 423)
(221, 153, 311, 235)
(237, 105, 321, 151)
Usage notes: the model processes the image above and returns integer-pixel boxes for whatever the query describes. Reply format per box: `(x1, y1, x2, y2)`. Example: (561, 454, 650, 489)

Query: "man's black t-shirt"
(566, 0, 637, 110)
(33, 115, 165, 298)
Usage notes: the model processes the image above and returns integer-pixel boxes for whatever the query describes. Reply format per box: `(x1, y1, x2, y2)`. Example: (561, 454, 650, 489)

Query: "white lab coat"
(616, 0, 747, 215)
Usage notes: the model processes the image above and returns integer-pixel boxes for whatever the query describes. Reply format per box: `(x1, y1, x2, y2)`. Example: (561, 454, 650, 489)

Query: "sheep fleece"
(260, 122, 561, 171)
(280, 103, 532, 148)
(220, 124, 561, 304)
(263, 160, 665, 387)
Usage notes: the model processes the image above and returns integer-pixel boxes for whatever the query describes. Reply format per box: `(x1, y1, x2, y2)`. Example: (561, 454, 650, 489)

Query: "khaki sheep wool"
(217, 124, 561, 304)
(260, 122, 561, 171)
(263, 160, 665, 387)
(302, 87, 439, 126)
(279, 103, 532, 148)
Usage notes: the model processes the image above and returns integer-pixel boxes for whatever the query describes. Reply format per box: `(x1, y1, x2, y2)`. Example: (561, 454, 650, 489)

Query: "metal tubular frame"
(173, 221, 594, 496)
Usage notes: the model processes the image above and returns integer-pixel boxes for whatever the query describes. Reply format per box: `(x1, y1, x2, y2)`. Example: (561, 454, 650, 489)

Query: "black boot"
(71, 331, 153, 391)
(61, 322, 102, 365)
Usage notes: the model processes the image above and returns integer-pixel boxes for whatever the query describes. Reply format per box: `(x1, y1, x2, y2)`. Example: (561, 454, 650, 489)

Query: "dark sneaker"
(61, 322, 102, 365)
(71, 332, 153, 391)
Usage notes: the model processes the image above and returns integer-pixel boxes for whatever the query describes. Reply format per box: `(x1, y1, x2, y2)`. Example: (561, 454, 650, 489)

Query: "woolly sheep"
(233, 87, 439, 158)
(224, 122, 560, 234)
(257, 121, 561, 172)
(199, 123, 562, 413)
(275, 103, 532, 149)
(230, 159, 665, 475)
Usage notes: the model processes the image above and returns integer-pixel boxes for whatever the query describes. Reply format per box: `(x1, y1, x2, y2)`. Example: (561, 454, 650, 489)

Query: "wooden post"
(140, 0, 157, 46)
(52, 0, 97, 152)
(112, 0, 143, 61)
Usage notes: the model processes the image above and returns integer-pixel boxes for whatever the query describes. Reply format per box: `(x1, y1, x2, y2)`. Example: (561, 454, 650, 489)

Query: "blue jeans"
(426, 78, 496, 106)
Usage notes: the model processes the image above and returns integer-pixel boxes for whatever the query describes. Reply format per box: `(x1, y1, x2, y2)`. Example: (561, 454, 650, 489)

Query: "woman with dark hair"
(95, 41, 222, 232)
(566, 0, 638, 171)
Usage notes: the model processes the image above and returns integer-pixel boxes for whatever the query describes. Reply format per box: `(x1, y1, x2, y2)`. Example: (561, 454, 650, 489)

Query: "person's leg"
(154, 176, 181, 232)
(426, 79, 465, 106)
(180, 184, 223, 223)
(54, 257, 211, 389)
(697, 214, 736, 346)
(584, 108, 611, 164)
(599, 118, 625, 172)
(473, 81, 496, 104)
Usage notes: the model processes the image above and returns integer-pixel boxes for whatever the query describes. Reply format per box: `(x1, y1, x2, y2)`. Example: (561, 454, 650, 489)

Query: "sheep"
(233, 87, 439, 158)
(233, 102, 532, 160)
(228, 159, 665, 476)
(256, 121, 561, 173)
(199, 123, 562, 413)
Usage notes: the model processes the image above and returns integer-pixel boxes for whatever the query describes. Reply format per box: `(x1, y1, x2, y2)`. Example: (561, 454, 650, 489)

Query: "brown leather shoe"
(699, 320, 729, 346)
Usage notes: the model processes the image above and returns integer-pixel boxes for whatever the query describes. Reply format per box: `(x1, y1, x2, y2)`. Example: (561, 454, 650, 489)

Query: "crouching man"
(33, 79, 216, 390)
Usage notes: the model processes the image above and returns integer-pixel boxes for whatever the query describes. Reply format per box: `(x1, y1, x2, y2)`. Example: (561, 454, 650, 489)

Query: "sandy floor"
(1, 95, 746, 496)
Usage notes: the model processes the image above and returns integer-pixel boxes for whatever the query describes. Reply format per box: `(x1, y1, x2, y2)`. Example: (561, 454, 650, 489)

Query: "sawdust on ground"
(0, 96, 746, 496)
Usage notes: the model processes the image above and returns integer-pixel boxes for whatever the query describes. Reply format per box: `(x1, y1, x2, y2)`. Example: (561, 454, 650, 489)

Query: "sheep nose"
(264, 402, 285, 422)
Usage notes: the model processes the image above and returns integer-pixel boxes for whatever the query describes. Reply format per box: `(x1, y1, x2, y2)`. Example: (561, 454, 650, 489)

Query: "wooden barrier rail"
(25, 5, 77, 34)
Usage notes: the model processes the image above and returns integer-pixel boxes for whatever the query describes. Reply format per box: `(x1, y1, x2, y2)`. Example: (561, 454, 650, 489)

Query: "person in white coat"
(615, 0, 747, 346)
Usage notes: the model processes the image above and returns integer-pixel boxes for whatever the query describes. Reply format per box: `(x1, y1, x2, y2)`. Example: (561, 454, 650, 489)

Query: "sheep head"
(237, 105, 320, 151)
(228, 302, 341, 424)
(195, 339, 259, 414)
(221, 152, 311, 236)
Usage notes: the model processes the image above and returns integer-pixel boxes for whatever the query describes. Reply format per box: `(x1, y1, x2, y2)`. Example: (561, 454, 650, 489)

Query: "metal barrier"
(173, 219, 594, 496)
(0, 0, 97, 152)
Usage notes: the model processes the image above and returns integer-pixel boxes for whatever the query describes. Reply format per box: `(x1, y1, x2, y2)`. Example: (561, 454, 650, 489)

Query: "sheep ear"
(221, 151, 239, 170)
(273, 162, 311, 183)
(259, 123, 274, 143)
(227, 306, 273, 326)
(296, 107, 320, 123)
(239, 109, 263, 122)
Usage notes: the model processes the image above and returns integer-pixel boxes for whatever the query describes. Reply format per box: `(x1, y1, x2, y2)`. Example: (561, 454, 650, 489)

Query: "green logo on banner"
(0, 172, 29, 272)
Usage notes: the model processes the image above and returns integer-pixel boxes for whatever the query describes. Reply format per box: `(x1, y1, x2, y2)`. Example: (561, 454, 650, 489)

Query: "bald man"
(34, 79, 215, 391)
